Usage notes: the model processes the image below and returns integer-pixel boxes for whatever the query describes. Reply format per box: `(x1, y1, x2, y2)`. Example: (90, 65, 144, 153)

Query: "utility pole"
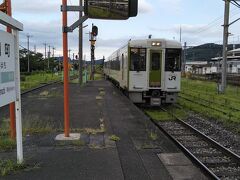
(180, 25, 182, 43)
(52, 47, 55, 57)
(26, 34, 32, 73)
(79, 0, 83, 85)
(68, 49, 71, 60)
(48, 45, 51, 69)
(221, 0, 230, 93)
(34, 45, 36, 54)
(43, 43, 47, 59)
(183, 42, 187, 73)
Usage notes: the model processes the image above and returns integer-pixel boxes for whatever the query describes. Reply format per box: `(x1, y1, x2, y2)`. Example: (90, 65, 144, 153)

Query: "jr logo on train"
(104, 38, 182, 106)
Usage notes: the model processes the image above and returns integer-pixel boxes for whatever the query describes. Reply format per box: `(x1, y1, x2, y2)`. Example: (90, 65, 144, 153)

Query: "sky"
(1, 0, 240, 60)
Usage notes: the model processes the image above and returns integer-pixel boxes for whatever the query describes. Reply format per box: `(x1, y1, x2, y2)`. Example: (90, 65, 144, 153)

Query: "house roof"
(185, 61, 208, 65)
(229, 48, 240, 53)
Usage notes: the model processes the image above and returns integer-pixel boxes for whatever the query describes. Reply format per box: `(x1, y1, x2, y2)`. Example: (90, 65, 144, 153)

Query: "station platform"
(0, 80, 207, 180)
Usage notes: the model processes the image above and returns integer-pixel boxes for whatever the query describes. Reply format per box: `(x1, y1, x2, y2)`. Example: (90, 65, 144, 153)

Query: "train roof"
(106, 38, 182, 61)
(128, 39, 182, 49)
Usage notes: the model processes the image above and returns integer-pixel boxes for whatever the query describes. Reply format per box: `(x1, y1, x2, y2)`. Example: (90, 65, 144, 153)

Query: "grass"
(145, 106, 187, 121)
(94, 73, 103, 80)
(109, 135, 120, 142)
(180, 78, 240, 133)
(84, 128, 105, 135)
(21, 72, 62, 91)
(22, 117, 55, 136)
(0, 138, 16, 152)
(0, 160, 26, 176)
(149, 132, 158, 141)
(96, 96, 103, 100)
(145, 110, 173, 121)
(56, 140, 85, 147)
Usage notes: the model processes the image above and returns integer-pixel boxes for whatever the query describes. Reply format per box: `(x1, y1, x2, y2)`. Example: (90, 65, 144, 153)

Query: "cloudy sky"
(2, 0, 240, 60)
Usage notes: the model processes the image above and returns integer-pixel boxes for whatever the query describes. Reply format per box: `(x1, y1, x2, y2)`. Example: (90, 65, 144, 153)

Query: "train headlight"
(152, 42, 161, 46)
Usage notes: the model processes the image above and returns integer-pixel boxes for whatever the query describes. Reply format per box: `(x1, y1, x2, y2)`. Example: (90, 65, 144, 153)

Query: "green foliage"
(149, 132, 158, 141)
(145, 107, 187, 121)
(20, 49, 58, 72)
(0, 160, 26, 176)
(56, 140, 85, 147)
(20, 72, 62, 91)
(0, 138, 16, 152)
(109, 135, 120, 141)
(180, 78, 240, 133)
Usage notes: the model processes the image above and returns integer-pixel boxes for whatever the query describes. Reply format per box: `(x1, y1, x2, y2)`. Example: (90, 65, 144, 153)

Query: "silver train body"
(104, 39, 182, 106)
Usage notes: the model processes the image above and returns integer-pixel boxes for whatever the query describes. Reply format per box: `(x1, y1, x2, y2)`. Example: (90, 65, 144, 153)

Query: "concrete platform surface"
(158, 153, 208, 180)
(0, 80, 208, 180)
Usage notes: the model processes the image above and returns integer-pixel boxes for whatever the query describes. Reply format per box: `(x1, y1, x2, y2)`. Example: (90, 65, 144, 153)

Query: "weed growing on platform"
(0, 160, 26, 176)
(37, 90, 62, 98)
(141, 142, 156, 149)
(96, 96, 103, 100)
(0, 138, 16, 152)
(56, 140, 85, 147)
(99, 91, 105, 96)
(109, 135, 120, 141)
(84, 128, 105, 135)
(22, 115, 56, 135)
(98, 88, 104, 91)
(149, 132, 158, 141)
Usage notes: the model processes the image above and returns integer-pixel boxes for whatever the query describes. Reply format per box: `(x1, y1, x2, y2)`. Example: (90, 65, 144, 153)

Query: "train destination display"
(0, 30, 16, 108)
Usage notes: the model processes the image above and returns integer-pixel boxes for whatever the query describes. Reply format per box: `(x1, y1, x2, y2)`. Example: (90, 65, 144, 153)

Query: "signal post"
(59, 0, 138, 138)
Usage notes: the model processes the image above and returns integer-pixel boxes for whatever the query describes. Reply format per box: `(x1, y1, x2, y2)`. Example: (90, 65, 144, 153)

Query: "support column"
(62, 0, 70, 137)
(221, 0, 230, 93)
(79, 0, 83, 85)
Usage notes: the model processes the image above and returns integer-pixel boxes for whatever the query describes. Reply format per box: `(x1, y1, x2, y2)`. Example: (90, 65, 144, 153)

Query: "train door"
(149, 50, 162, 88)
(121, 54, 124, 81)
(129, 48, 148, 91)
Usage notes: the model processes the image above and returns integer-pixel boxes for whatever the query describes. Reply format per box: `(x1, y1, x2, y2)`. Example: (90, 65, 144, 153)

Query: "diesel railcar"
(104, 39, 182, 106)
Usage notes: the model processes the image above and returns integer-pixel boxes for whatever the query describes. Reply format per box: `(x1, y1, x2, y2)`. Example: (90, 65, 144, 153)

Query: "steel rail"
(143, 107, 240, 179)
(21, 75, 78, 96)
(145, 110, 220, 180)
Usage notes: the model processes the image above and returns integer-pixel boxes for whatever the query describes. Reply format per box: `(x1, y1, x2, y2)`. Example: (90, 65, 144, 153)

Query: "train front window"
(130, 48, 146, 71)
(165, 49, 181, 72)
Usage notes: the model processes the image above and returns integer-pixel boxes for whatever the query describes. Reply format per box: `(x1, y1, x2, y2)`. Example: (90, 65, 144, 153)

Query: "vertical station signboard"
(0, 11, 24, 163)
(0, 30, 16, 107)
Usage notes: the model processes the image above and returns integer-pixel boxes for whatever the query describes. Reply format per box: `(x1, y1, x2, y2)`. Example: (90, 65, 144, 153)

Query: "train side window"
(165, 49, 181, 72)
(151, 53, 160, 70)
(130, 48, 146, 71)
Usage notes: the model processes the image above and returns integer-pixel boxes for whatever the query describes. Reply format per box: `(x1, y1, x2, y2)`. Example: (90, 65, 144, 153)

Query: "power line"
(231, 0, 240, 8)
(186, 7, 239, 37)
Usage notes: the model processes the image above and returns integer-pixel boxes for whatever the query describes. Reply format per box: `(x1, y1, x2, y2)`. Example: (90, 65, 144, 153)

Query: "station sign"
(0, 30, 16, 107)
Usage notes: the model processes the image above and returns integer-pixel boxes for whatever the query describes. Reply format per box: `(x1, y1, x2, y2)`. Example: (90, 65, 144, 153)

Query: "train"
(104, 38, 182, 106)
(88, 0, 128, 11)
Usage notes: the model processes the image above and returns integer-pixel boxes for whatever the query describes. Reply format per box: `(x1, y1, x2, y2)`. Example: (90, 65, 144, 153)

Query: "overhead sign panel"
(0, 30, 16, 107)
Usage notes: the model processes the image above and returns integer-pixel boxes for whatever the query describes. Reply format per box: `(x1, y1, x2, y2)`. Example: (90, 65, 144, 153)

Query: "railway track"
(21, 75, 78, 96)
(21, 80, 61, 96)
(146, 107, 240, 180)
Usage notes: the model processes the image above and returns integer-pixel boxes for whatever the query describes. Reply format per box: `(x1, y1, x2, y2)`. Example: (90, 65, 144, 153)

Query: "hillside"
(185, 43, 240, 62)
